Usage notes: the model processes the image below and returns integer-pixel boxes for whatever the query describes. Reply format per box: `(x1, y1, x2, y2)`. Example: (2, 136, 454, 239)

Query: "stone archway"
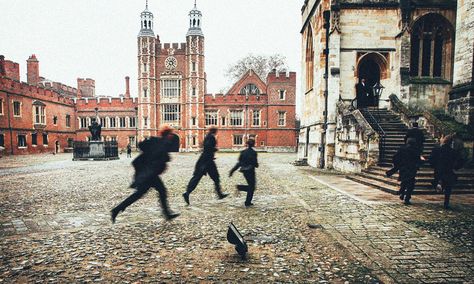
(356, 52, 388, 108)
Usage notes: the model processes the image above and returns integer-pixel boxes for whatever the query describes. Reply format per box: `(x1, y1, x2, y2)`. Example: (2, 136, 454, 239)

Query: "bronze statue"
(89, 121, 102, 141)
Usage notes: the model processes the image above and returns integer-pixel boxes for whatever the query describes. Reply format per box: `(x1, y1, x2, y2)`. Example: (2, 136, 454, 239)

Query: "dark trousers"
(114, 176, 170, 214)
(237, 170, 256, 206)
(399, 178, 415, 202)
(127, 152, 132, 158)
(186, 161, 222, 195)
(442, 182, 453, 208)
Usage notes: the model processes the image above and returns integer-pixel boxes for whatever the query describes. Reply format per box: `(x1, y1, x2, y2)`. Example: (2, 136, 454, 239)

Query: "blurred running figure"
(229, 139, 259, 207)
(183, 127, 229, 205)
(111, 125, 180, 223)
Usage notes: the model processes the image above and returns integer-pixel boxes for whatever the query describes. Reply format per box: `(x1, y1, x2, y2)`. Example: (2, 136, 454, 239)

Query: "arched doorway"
(55, 141, 60, 153)
(356, 56, 382, 108)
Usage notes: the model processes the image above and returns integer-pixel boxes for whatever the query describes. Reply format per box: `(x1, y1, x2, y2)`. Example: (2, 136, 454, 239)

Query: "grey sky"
(0, 0, 301, 101)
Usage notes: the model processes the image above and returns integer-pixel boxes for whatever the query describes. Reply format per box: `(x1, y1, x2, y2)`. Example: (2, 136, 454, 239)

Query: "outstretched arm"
(229, 163, 240, 177)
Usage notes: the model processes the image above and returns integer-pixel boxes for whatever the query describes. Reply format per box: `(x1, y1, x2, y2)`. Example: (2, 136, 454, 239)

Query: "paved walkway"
(0, 153, 473, 283)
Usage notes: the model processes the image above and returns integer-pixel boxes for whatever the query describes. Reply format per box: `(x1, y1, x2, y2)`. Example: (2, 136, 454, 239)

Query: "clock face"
(165, 56, 177, 70)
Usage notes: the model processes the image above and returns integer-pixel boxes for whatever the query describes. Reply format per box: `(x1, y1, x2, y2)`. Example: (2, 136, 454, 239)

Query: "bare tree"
(224, 53, 288, 84)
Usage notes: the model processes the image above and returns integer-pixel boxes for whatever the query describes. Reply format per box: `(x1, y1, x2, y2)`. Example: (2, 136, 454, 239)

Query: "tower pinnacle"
(139, 0, 154, 37)
(187, 1, 203, 37)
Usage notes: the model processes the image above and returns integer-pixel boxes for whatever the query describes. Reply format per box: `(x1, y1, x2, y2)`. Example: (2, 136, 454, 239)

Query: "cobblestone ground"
(0, 153, 473, 283)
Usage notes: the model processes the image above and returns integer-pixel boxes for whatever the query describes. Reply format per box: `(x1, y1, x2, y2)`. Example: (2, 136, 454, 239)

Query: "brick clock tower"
(137, 1, 206, 151)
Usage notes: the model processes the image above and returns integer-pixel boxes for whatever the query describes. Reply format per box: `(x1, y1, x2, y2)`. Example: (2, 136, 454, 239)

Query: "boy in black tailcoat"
(229, 139, 259, 207)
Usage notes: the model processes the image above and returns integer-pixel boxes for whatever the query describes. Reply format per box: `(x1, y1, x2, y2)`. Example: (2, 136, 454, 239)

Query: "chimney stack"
(27, 54, 40, 85)
(125, 76, 130, 98)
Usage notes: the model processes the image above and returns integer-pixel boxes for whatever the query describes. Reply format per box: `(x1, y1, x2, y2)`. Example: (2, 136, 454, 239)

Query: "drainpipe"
(319, 10, 331, 169)
(6, 92, 13, 155)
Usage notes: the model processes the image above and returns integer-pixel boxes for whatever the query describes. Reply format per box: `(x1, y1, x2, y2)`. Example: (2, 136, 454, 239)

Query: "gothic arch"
(356, 52, 389, 80)
(409, 13, 454, 79)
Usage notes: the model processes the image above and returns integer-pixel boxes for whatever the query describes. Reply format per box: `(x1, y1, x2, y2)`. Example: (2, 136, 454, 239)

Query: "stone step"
(362, 168, 474, 181)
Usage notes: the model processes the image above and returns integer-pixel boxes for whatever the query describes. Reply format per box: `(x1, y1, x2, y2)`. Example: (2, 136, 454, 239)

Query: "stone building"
(298, 0, 472, 169)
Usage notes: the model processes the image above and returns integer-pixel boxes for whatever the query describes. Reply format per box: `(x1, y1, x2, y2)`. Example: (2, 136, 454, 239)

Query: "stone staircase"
(346, 108, 474, 194)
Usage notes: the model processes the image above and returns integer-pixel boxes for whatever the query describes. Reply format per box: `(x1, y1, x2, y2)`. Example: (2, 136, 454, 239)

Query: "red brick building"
(136, 2, 297, 151)
(0, 2, 296, 156)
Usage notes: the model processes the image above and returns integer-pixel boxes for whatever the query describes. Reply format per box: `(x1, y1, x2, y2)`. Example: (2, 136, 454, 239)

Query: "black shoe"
(218, 193, 229, 199)
(399, 194, 405, 201)
(183, 192, 190, 205)
(404, 200, 411, 205)
(164, 211, 180, 221)
(245, 203, 254, 207)
(111, 208, 120, 224)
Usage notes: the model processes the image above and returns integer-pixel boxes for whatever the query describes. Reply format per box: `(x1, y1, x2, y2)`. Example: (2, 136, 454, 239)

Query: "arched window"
(410, 13, 454, 79)
(240, 84, 260, 95)
(305, 26, 314, 90)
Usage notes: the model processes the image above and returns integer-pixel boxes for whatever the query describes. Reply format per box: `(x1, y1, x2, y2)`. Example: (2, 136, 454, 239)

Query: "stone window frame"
(79, 117, 88, 129)
(252, 109, 261, 127)
(233, 134, 244, 146)
(13, 101, 22, 117)
(409, 13, 454, 80)
(229, 110, 244, 126)
(119, 117, 127, 128)
(279, 89, 286, 100)
(205, 110, 218, 126)
(17, 134, 27, 148)
(65, 114, 71, 128)
(31, 133, 38, 146)
(240, 84, 261, 96)
(32, 101, 46, 125)
(109, 117, 117, 128)
(42, 133, 48, 146)
(129, 116, 137, 128)
(278, 111, 286, 127)
(161, 104, 181, 124)
(160, 78, 182, 99)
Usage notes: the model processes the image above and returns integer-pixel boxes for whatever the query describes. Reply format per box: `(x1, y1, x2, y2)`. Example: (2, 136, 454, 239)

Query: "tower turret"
(139, 0, 154, 37)
(187, 0, 203, 37)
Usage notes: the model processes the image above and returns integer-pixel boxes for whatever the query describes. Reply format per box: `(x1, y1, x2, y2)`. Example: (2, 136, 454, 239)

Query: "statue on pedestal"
(89, 121, 102, 141)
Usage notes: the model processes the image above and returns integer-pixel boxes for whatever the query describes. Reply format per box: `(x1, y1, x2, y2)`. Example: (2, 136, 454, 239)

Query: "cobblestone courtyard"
(0, 153, 473, 283)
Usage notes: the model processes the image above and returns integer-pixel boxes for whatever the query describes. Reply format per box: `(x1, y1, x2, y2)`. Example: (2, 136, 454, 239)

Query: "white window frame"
(230, 110, 243, 126)
(109, 117, 117, 128)
(33, 105, 46, 125)
(66, 114, 71, 128)
(80, 117, 88, 129)
(278, 111, 286, 127)
(205, 110, 218, 126)
(233, 135, 244, 146)
(161, 79, 182, 99)
(161, 104, 181, 123)
(13, 101, 21, 117)
(18, 134, 27, 148)
(129, 116, 136, 128)
(252, 110, 261, 127)
(100, 117, 107, 128)
(279, 89, 286, 100)
(119, 117, 126, 128)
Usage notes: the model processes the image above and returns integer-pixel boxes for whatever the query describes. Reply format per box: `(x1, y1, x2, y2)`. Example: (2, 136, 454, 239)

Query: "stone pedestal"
(89, 141, 105, 158)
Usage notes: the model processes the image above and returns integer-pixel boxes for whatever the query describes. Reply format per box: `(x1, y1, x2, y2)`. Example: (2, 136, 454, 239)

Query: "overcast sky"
(0, 0, 302, 104)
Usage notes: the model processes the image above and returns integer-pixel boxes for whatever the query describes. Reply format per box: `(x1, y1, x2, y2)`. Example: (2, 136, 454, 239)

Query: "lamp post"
(372, 82, 384, 109)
